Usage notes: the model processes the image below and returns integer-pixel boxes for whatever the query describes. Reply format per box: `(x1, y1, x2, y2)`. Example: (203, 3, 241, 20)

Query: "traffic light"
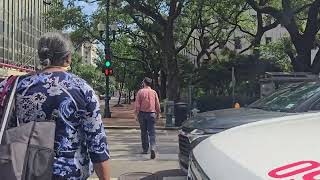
(104, 53, 113, 76)
(105, 68, 113, 76)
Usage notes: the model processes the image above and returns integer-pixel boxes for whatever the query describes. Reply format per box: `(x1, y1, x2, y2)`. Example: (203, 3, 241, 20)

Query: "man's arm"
(135, 91, 141, 119)
(155, 92, 161, 119)
(94, 161, 110, 180)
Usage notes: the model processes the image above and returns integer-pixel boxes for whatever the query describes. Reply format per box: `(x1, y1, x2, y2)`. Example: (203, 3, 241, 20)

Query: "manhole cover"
(119, 172, 157, 180)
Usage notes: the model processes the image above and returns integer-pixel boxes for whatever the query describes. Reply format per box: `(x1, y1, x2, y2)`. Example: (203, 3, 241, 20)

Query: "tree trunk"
(292, 44, 312, 72)
(287, 29, 314, 72)
(311, 48, 320, 73)
(162, 23, 180, 101)
(117, 82, 125, 105)
(128, 91, 132, 104)
(117, 89, 122, 105)
(160, 70, 167, 100)
(167, 64, 180, 101)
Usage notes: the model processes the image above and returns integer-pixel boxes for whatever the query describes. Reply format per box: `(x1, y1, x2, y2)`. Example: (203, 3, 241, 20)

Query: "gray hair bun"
(38, 47, 52, 66)
(41, 58, 51, 67)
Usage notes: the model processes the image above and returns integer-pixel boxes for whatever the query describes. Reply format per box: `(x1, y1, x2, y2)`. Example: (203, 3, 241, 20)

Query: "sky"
(63, 0, 98, 15)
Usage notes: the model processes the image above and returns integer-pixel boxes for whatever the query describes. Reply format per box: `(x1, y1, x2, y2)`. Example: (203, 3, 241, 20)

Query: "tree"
(46, 0, 166, 98)
(258, 37, 294, 71)
(246, 0, 320, 73)
(121, 0, 204, 101)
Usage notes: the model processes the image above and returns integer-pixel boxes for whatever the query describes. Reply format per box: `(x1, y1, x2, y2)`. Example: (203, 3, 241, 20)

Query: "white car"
(188, 112, 320, 180)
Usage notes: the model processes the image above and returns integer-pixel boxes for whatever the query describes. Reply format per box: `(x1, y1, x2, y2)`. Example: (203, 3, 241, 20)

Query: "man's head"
(143, 77, 153, 88)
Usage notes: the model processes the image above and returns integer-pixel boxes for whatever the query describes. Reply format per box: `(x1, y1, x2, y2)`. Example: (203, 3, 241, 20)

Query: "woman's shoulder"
(65, 72, 86, 84)
(65, 72, 94, 92)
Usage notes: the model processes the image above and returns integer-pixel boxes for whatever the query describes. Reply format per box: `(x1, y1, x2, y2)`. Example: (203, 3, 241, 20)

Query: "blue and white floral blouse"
(0, 71, 110, 180)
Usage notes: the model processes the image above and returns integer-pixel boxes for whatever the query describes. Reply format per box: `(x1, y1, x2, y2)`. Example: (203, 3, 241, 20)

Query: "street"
(90, 129, 186, 179)
(4, 0, 319, 179)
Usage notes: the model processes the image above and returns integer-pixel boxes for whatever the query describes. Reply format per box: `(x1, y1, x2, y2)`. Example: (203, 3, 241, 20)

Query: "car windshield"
(250, 82, 320, 112)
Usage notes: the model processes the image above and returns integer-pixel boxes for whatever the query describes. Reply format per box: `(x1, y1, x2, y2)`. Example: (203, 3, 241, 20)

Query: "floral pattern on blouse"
(0, 72, 110, 180)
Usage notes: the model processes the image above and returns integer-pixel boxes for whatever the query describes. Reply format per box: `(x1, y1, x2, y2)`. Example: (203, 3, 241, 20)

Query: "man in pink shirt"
(135, 77, 161, 159)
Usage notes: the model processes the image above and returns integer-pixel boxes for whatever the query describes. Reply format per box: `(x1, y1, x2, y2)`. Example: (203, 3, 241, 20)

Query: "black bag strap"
(0, 76, 19, 142)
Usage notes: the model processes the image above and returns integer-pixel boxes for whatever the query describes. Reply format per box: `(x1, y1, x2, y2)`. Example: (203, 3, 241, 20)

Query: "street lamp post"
(98, 0, 116, 118)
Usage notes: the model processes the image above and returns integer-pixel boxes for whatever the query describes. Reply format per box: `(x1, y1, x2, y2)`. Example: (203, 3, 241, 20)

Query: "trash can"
(165, 101, 175, 127)
(174, 102, 188, 127)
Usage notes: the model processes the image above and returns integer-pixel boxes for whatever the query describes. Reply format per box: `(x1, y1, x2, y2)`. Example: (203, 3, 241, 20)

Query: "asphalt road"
(89, 129, 186, 180)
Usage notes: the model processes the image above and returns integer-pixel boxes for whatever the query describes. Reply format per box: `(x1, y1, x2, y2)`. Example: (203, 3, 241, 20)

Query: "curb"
(104, 126, 180, 130)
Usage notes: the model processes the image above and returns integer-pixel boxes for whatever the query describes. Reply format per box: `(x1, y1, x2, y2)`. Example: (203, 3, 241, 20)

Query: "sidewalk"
(102, 103, 168, 129)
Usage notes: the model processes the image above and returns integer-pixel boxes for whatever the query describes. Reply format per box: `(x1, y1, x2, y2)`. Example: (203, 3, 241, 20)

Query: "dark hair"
(143, 77, 153, 87)
(38, 32, 72, 67)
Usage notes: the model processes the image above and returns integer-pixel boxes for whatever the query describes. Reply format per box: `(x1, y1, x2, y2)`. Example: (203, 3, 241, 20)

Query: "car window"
(311, 100, 320, 111)
(250, 82, 320, 112)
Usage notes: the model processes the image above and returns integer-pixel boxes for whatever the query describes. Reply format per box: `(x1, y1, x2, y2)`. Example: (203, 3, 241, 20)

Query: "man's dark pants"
(138, 112, 156, 152)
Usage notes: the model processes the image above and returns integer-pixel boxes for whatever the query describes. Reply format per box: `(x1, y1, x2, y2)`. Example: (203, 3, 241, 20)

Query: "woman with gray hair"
(0, 32, 110, 180)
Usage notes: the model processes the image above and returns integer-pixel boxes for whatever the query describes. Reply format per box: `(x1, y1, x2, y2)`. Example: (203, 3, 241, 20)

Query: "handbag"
(0, 76, 56, 180)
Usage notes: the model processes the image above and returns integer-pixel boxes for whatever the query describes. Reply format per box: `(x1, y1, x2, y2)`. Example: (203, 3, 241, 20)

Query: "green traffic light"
(105, 61, 111, 67)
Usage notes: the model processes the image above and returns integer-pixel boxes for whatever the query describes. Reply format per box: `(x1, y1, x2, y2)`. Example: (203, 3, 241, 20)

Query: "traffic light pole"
(104, 0, 111, 118)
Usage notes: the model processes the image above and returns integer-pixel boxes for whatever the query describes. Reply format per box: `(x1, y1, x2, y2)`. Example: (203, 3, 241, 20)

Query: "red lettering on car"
(268, 161, 320, 179)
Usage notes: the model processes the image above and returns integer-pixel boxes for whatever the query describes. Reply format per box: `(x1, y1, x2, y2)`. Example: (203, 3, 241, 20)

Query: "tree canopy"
(45, 0, 320, 101)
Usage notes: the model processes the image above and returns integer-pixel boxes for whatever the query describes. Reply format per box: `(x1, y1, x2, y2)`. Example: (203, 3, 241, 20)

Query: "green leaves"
(258, 37, 294, 71)
(70, 53, 105, 93)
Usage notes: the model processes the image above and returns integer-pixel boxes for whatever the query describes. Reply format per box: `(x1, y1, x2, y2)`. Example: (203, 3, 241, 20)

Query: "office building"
(78, 41, 99, 66)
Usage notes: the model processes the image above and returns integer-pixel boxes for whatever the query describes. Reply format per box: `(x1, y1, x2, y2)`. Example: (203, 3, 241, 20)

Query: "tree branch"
(128, 13, 163, 40)
(175, 0, 204, 54)
(125, 0, 167, 26)
(239, 44, 255, 54)
(175, 25, 198, 54)
(172, 0, 185, 20)
(304, 0, 320, 37)
(246, 0, 281, 17)
(262, 19, 280, 32)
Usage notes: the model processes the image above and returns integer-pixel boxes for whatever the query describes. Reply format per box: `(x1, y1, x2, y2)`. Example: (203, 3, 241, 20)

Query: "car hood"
(182, 108, 293, 132)
(193, 112, 320, 180)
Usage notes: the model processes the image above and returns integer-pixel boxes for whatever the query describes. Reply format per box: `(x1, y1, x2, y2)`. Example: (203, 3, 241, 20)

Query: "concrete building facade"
(77, 41, 98, 66)
(0, 0, 53, 76)
(182, 11, 318, 67)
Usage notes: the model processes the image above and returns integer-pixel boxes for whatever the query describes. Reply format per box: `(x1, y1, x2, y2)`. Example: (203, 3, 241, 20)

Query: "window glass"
(250, 82, 320, 112)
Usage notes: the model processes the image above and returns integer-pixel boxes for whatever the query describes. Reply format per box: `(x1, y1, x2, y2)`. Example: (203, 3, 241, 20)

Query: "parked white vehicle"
(188, 112, 320, 180)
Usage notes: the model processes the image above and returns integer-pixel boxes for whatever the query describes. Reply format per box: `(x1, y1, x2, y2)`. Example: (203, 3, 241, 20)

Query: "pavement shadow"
(119, 169, 186, 180)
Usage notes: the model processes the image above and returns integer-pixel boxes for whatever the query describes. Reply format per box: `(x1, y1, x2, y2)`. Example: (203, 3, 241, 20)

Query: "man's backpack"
(0, 76, 56, 180)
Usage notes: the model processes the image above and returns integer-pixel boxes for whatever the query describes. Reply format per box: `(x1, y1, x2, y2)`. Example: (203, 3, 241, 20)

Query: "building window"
(266, 37, 272, 44)
(235, 37, 242, 50)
